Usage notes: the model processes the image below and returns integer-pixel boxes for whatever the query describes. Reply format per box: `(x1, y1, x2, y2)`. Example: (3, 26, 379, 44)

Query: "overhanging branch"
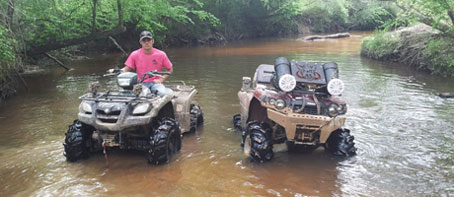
(25, 26, 126, 56)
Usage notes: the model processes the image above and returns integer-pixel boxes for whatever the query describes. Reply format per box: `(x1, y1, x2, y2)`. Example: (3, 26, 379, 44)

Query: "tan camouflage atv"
(64, 70, 203, 164)
(233, 57, 356, 162)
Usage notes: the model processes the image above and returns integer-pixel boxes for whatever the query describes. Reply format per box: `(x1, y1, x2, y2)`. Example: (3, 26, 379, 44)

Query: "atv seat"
(255, 64, 275, 84)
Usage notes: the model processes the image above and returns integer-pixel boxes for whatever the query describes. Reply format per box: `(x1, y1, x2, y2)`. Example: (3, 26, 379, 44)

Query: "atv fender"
(238, 90, 254, 129)
(171, 87, 198, 133)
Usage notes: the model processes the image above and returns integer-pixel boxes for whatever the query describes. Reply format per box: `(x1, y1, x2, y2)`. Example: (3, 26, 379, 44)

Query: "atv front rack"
(79, 92, 157, 103)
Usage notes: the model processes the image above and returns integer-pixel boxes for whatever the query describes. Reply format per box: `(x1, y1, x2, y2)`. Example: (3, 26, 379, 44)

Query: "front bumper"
(78, 112, 153, 132)
(267, 108, 345, 143)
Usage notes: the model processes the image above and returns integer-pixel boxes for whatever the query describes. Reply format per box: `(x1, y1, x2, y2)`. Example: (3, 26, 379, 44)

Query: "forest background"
(1, 0, 453, 100)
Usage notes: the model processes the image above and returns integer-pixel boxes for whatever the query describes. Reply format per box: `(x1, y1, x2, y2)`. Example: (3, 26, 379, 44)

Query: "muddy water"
(1, 33, 454, 196)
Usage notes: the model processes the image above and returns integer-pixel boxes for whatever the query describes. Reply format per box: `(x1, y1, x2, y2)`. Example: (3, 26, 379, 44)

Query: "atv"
(64, 70, 204, 164)
(233, 57, 356, 162)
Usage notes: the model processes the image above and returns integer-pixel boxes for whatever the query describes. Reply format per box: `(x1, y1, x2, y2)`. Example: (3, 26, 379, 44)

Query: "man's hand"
(107, 66, 131, 73)
(153, 77, 164, 84)
(107, 68, 122, 73)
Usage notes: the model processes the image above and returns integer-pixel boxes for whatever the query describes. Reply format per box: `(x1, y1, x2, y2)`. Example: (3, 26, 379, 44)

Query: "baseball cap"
(139, 31, 153, 41)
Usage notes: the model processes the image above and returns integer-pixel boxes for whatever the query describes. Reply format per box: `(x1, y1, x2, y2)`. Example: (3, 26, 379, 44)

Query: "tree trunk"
(117, 0, 123, 27)
(448, 10, 454, 26)
(92, 0, 98, 35)
(6, 0, 15, 30)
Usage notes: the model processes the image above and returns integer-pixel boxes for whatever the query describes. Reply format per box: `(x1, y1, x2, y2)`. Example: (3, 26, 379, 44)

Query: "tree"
(391, 0, 454, 33)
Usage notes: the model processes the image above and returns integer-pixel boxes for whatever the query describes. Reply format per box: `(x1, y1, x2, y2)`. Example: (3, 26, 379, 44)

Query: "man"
(108, 30, 173, 96)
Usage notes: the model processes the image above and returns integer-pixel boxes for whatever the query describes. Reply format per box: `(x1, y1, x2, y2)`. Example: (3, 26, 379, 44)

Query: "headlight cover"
(269, 98, 276, 105)
(275, 99, 286, 109)
(278, 74, 297, 92)
(327, 79, 344, 96)
(328, 103, 339, 117)
(338, 104, 347, 115)
(132, 103, 151, 115)
(81, 102, 92, 113)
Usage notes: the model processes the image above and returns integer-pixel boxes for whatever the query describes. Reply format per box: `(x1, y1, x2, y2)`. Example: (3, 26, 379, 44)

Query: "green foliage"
(122, 0, 219, 44)
(423, 37, 454, 76)
(381, 18, 411, 31)
(0, 26, 17, 79)
(8, 0, 219, 47)
(361, 31, 399, 60)
(298, 0, 350, 32)
(0, 27, 16, 63)
(396, 0, 454, 34)
(202, 0, 303, 39)
(347, 0, 398, 30)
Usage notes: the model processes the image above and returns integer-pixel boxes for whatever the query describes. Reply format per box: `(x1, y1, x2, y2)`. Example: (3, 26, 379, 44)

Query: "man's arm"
(121, 66, 133, 72)
(154, 67, 173, 83)
(107, 66, 132, 73)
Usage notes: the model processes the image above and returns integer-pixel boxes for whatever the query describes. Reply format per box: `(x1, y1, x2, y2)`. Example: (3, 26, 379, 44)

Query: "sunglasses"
(141, 38, 152, 42)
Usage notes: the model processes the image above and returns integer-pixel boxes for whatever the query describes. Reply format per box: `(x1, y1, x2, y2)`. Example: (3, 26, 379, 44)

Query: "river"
(1, 33, 454, 196)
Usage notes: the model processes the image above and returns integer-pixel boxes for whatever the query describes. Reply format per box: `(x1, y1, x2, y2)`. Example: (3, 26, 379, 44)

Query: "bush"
(360, 31, 399, 60)
(0, 26, 17, 82)
(300, 1, 348, 33)
(423, 37, 454, 76)
(0, 26, 19, 101)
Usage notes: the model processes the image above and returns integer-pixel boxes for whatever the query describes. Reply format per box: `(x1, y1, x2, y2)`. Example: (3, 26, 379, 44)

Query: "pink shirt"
(124, 48, 173, 82)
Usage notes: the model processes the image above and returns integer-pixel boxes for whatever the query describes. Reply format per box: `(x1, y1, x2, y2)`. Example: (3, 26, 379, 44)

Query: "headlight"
(269, 98, 276, 105)
(327, 79, 344, 96)
(328, 103, 339, 117)
(132, 103, 151, 115)
(338, 104, 347, 114)
(275, 99, 286, 109)
(81, 102, 92, 113)
(278, 74, 297, 92)
(117, 78, 131, 87)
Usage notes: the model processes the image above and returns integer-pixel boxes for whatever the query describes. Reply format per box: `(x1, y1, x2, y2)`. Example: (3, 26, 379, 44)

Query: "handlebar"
(103, 73, 117, 77)
(103, 69, 171, 83)
(103, 67, 122, 77)
(144, 71, 171, 76)
(140, 71, 171, 83)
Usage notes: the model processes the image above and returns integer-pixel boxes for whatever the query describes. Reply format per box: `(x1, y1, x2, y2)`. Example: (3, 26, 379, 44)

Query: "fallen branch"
(14, 68, 28, 91)
(44, 53, 72, 70)
(109, 36, 128, 56)
(301, 32, 351, 41)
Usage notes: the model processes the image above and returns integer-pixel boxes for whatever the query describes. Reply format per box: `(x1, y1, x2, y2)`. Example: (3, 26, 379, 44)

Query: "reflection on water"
(1, 34, 454, 196)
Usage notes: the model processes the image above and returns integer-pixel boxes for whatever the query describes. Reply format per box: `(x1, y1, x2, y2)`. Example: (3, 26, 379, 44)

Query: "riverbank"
(360, 24, 454, 77)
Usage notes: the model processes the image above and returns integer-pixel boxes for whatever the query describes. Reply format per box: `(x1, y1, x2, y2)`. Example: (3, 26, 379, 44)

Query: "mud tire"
(243, 121, 274, 162)
(190, 104, 204, 132)
(325, 128, 356, 156)
(64, 120, 93, 162)
(232, 114, 242, 131)
(148, 118, 181, 164)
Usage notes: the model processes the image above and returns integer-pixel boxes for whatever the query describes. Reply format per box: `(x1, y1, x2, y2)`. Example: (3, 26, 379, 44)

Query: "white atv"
(64, 70, 203, 164)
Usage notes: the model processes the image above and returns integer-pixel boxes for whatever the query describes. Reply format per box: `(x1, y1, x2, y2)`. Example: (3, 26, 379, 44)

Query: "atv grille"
(96, 109, 121, 116)
(303, 106, 318, 115)
(96, 109, 121, 123)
